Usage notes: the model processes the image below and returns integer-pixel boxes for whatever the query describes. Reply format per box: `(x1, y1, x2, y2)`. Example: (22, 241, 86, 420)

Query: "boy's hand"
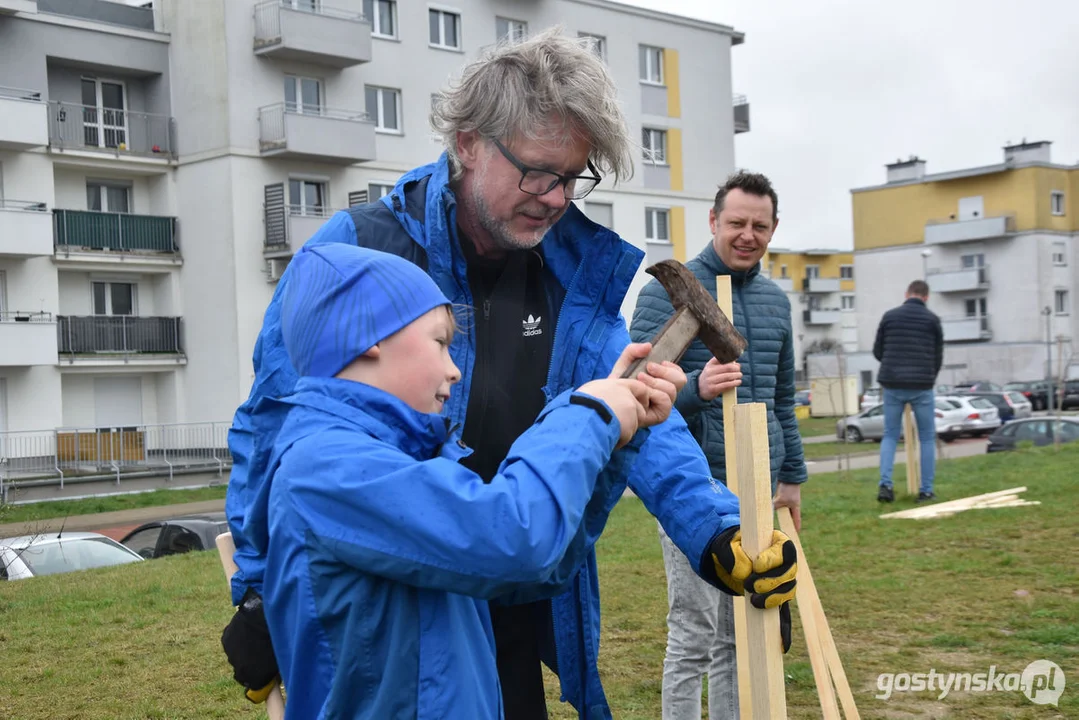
(608, 343, 687, 427)
(577, 378, 650, 448)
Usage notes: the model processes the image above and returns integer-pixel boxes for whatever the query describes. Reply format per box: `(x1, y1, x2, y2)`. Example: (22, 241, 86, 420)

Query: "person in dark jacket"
(630, 171, 806, 720)
(872, 279, 944, 502)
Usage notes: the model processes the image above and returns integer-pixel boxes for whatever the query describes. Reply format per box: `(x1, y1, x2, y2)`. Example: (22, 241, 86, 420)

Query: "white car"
(0, 532, 144, 581)
(935, 395, 1002, 441)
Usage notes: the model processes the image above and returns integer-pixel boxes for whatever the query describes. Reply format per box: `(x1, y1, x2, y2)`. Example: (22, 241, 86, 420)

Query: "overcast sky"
(618, 0, 1079, 251)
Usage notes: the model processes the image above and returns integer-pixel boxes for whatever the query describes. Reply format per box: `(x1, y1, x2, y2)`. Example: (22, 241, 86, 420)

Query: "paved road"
(805, 437, 986, 475)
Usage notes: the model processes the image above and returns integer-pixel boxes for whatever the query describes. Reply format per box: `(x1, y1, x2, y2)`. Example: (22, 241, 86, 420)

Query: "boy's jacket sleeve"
(278, 393, 623, 599)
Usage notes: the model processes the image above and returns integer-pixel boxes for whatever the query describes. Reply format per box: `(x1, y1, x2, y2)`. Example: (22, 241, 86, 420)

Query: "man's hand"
(697, 358, 742, 401)
(605, 342, 688, 429)
(773, 482, 803, 532)
(577, 378, 650, 448)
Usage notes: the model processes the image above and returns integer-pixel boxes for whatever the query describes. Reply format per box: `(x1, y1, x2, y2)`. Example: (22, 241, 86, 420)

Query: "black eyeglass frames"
(491, 138, 602, 200)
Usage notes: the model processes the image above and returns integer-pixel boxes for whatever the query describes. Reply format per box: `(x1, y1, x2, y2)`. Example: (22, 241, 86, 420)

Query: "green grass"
(0, 485, 228, 526)
(798, 414, 843, 437)
(2, 445, 1077, 719)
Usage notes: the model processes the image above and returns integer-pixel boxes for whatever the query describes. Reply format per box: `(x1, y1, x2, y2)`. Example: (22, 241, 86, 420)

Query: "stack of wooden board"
(879, 487, 1039, 520)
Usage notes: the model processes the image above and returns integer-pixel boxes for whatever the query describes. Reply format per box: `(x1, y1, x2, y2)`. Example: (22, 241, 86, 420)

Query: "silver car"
(836, 398, 978, 443)
(0, 532, 143, 581)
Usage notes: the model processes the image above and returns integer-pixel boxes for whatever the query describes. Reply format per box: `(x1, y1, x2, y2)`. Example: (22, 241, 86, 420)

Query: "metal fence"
(57, 316, 185, 355)
(0, 311, 52, 323)
(0, 422, 232, 500)
(48, 101, 176, 157)
(53, 209, 178, 253)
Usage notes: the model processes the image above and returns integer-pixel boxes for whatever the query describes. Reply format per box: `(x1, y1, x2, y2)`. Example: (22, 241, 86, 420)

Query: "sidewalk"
(0, 499, 226, 538)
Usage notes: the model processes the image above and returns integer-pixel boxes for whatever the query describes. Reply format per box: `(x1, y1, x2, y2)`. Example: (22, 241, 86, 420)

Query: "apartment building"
(762, 247, 856, 381)
(0, 0, 747, 439)
(844, 140, 1078, 387)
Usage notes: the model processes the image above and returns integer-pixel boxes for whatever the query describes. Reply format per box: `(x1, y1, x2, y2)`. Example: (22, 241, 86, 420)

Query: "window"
(805, 265, 820, 279)
(1052, 242, 1066, 266)
(583, 201, 613, 229)
(429, 8, 460, 50)
(81, 77, 127, 149)
(841, 294, 855, 310)
(780, 264, 788, 278)
(284, 75, 322, 115)
(288, 179, 326, 216)
(496, 17, 527, 42)
(579, 32, 606, 61)
(92, 281, 136, 316)
(363, 0, 396, 38)
(286, 0, 320, 9)
(86, 183, 130, 213)
(645, 208, 669, 241)
(642, 128, 666, 164)
(1055, 289, 1069, 315)
(365, 86, 401, 132)
(1051, 190, 1065, 216)
(840, 265, 854, 280)
(368, 183, 394, 199)
(123, 526, 163, 559)
(960, 253, 985, 268)
(639, 45, 663, 84)
(965, 297, 987, 317)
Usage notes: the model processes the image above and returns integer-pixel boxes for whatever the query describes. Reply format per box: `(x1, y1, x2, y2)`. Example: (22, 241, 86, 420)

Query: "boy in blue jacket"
(254, 243, 685, 719)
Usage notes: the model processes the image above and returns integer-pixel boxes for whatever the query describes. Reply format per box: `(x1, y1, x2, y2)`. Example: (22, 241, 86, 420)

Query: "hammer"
(622, 259, 747, 379)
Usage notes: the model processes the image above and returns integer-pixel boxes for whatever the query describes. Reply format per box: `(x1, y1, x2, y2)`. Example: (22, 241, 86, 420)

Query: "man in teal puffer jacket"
(630, 171, 808, 720)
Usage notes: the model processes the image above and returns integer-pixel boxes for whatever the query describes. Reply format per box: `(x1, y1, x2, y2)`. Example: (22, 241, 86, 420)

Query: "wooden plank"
(716, 275, 753, 718)
(776, 508, 840, 720)
(880, 487, 1028, 519)
(734, 403, 788, 718)
(903, 404, 919, 496)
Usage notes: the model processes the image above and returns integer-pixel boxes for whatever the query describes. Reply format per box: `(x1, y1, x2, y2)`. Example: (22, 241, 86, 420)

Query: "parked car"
(120, 512, 230, 560)
(957, 390, 1033, 423)
(934, 395, 1002, 440)
(952, 380, 1002, 392)
(860, 387, 881, 411)
(794, 389, 811, 407)
(0, 532, 143, 581)
(986, 416, 1079, 452)
(1004, 381, 1051, 411)
(1062, 380, 1079, 411)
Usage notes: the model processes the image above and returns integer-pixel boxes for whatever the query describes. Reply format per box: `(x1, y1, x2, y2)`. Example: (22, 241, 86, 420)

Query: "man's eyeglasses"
(491, 138, 602, 200)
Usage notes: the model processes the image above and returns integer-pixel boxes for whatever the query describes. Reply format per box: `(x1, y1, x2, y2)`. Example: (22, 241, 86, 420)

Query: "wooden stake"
(880, 487, 1028, 519)
(734, 403, 788, 718)
(716, 276, 754, 718)
(902, 404, 920, 496)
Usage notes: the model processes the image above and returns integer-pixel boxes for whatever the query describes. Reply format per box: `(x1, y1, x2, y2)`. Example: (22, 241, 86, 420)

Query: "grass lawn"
(798, 414, 842, 437)
(0, 485, 228, 527)
(2, 445, 1077, 719)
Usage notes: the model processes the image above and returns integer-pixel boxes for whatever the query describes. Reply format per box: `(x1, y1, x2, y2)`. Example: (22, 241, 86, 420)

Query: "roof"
(0, 532, 113, 548)
(565, 0, 744, 41)
(851, 159, 1078, 194)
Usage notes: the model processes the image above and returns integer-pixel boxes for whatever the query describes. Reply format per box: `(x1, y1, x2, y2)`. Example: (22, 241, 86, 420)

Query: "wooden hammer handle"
(621, 306, 699, 379)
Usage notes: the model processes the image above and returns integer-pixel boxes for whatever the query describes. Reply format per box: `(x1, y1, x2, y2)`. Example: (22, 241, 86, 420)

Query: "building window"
(86, 182, 130, 213)
(579, 32, 606, 61)
(81, 77, 127, 149)
(288, 179, 327, 216)
(965, 297, 987, 318)
(840, 264, 854, 280)
(583, 201, 613, 229)
(841, 294, 855, 310)
(780, 264, 788, 278)
(363, 0, 396, 38)
(92, 281, 136, 316)
(1051, 190, 1065, 216)
(805, 265, 821, 279)
(368, 183, 394, 199)
(1052, 242, 1067, 266)
(1056, 289, 1070, 315)
(365, 86, 401, 132)
(645, 208, 669, 241)
(284, 75, 322, 114)
(429, 8, 460, 50)
(642, 128, 667, 165)
(496, 17, 527, 42)
(639, 45, 664, 84)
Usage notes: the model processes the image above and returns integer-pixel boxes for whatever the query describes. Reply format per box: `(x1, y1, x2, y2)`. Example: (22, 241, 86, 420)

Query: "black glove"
(221, 587, 280, 699)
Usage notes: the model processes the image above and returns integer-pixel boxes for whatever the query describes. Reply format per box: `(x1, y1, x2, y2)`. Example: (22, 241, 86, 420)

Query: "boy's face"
(375, 306, 460, 414)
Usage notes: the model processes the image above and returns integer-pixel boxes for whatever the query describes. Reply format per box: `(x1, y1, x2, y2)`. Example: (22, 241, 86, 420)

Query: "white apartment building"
(0, 0, 747, 438)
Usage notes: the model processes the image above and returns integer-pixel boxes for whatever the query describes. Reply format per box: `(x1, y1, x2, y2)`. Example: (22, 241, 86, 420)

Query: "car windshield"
(17, 537, 140, 577)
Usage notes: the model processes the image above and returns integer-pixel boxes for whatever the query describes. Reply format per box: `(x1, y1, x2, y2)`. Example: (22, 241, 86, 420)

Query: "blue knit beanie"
(281, 244, 450, 378)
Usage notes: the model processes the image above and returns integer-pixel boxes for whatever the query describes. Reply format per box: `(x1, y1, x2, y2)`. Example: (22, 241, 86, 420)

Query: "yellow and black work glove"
(221, 587, 280, 703)
(707, 526, 798, 652)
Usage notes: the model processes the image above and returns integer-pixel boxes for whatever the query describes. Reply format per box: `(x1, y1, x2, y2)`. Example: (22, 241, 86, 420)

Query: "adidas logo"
(522, 314, 543, 337)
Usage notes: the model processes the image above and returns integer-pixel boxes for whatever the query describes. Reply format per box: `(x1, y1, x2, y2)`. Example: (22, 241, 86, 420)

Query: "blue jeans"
(879, 387, 937, 495)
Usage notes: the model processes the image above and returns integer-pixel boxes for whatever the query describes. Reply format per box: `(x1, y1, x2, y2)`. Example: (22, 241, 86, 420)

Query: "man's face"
(374, 307, 460, 414)
(457, 120, 591, 253)
(710, 188, 778, 272)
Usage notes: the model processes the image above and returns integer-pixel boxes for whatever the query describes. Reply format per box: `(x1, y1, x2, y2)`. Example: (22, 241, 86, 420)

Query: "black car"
(986, 417, 1079, 452)
(120, 512, 229, 559)
(1062, 380, 1079, 410)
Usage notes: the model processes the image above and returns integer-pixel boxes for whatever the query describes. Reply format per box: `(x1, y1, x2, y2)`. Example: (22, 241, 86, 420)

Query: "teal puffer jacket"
(630, 243, 807, 487)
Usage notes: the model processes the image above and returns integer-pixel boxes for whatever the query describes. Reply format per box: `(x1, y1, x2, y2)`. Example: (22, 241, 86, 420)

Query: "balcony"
(803, 309, 841, 325)
(0, 200, 52, 257)
(0, 87, 48, 150)
(0, 312, 58, 367)
(927, 265, 989, 294)
(772, 277, 794, 292)
(802, 276, 841, 293)
(0, 0, 37, 13)
(57, 316, 184, 361)
(941, 315, 992, 343)
(253, 0, 372, 68)
(47, 102, 176, 159)
(733, 94, 750, 134)
(258, 104, 375, 164)
(265, 205, 337, 257)
(53, 210, 178, 258)
(924, 215, 1015, 245)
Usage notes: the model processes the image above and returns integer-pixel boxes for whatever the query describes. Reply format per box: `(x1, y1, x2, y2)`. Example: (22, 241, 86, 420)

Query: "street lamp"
(920, 248, 932, 281)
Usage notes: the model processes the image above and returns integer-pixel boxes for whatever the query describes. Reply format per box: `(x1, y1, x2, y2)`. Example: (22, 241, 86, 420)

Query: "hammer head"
(647, 259, 747, 364)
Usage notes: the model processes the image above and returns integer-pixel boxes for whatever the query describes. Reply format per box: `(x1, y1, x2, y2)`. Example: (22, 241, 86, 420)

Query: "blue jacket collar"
(289, 376, 451, 460)
(696, 241, 761, 286)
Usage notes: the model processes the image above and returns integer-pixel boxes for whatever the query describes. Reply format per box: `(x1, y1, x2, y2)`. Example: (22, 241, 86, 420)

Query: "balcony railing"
(924, 214, 1015, 245)
(941, 315, 992, 342)
(57, 316, 184, 356)
(927, 265, 989, 293)
(258, 103, 371, 149)
(54, 209, 178, 254)
(254, 0, 365, 42)
(47, 101, 177, 158)
(733, 93, 750, 134)
(0, 85, 48, 149)
(0, 85, 42, 102)
(802, 276, 841, 293)
(253, 0, 371, 68)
